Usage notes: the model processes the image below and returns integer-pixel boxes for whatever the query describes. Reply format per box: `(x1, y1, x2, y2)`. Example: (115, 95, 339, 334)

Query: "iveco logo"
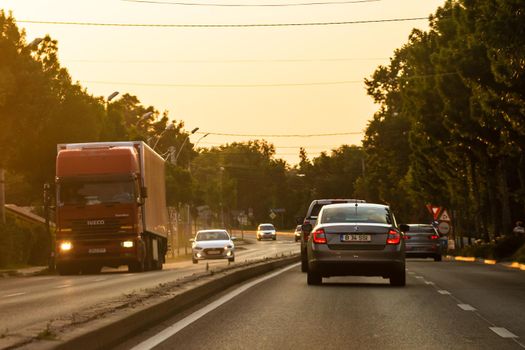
(354, 226, 359, 232)
(87, 220, 105, 225)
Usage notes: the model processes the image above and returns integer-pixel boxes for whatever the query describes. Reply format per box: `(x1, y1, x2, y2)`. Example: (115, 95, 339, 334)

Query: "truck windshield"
(59, 180, 135, 206)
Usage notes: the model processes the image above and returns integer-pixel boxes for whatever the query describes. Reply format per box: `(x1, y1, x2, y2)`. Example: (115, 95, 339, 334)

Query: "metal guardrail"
(4, 204, 55, 227)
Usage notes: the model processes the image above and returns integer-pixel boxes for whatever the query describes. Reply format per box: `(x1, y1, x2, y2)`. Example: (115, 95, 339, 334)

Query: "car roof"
(407, 224, 433, 227)
(258, 223, 274, 226)
(310, 199, 366, 204)
(321, 202, 388, 210)
(197, 229, 228, 233)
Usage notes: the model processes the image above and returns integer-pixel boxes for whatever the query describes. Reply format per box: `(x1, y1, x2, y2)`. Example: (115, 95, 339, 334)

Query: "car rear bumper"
(405, 244, 440, 257)
(308, 245, 405, 277)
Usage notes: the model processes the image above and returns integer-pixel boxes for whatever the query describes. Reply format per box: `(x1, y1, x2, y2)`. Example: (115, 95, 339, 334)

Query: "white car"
(191, 229, 235, 264)
(256, 223, 276, 241)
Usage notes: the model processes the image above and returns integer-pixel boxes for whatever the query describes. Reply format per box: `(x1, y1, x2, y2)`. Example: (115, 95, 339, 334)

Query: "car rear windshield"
(409, 226, 436, 233)
(309, 200, 358, 217)
(259, 225, 274, 230)
(196, 231, 229, 241)
(319, 206, 392, 224)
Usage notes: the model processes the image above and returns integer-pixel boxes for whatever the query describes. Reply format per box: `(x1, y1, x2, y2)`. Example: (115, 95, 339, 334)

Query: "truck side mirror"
(301, 223, 313, 233)
(141, 186, 148, 199)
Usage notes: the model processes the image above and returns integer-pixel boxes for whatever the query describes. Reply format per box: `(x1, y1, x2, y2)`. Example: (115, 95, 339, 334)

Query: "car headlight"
(121, 240, 134, 248)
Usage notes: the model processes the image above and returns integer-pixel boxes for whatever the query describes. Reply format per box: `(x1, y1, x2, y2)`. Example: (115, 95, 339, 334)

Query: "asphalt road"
(119, 259, 525, 350)
(0, 232, 298, 347)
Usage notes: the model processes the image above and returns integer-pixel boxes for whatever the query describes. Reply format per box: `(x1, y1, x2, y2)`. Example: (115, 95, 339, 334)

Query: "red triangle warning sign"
(431, 206, 441, 220)
(439, 209, 451, 221)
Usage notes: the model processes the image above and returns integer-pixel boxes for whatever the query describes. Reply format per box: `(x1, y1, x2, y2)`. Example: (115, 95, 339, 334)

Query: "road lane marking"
(4, 292, 26, 298)
(415, 276, 424, 279)
(54, 284, 73, 289)
(457, 304, 476, 311)
(437, 290, 451, 295)
(490, 327, 518, 338)
(92, 278, 107, 282)
(408, 272, 415, 275)
(425, 281, 434, 285)
(130, 262, 300, 350)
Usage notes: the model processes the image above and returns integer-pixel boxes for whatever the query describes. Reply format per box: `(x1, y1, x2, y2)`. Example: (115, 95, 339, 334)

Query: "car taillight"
(403, 235, 410, 240)
(429, 234, 439, 240)
(386, 229, 401, 245)
(312, 228, 327, 244)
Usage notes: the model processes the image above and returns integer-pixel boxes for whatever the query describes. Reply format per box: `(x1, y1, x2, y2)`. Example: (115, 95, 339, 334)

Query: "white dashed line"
(457, 304, 476, 311)
(4, 292, 26, 298)
(437, 290, 451, 295)
(489, 327, 518, 339)
(54, 284, 73, 289)
(415, 276, 424, 279)
(425, 281, 435, 285)
(92, 278, 107, 282)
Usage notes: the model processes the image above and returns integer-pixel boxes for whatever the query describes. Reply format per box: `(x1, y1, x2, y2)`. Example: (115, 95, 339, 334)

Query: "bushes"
(0, 215, 50, 268)
(456, 235, 525, 261)
(514, 244, 525, 264)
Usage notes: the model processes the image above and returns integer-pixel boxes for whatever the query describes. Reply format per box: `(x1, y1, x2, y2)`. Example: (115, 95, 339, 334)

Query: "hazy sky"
(3, 0, 445, 165)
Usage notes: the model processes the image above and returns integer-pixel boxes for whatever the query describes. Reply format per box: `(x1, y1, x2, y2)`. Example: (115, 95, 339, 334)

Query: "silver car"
(403, 224, 442, 261)
(191, 230, 235, 264)
(256, 223, 276, 241)
(304, 203, 406, 286)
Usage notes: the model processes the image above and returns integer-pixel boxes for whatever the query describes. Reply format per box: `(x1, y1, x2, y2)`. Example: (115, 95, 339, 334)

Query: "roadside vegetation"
(1, 0, 525, 266)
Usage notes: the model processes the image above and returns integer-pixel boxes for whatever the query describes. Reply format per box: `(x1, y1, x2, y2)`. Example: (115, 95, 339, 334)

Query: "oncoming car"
(191, 230, 235, 264)
(294, 225, 302, 242)
(256, 223, 276, 241)
(304, 203, 406, 286)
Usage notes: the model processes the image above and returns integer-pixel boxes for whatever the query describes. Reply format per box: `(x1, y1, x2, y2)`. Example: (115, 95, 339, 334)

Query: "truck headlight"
(122, 241, 134, 248)
(60, 241, 72, 251)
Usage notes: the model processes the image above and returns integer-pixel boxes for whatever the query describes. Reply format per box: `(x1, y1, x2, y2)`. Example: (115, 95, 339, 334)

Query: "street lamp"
(152, 123, 175, 150)
(172, 127, 199, 165)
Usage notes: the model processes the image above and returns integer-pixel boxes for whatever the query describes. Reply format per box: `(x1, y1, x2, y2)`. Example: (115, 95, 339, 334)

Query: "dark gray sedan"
(304, 203, 406, 286)
(402, 224, 442, 261)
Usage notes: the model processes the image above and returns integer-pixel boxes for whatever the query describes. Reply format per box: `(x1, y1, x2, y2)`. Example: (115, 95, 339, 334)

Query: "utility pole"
(0, 168, 5, 224)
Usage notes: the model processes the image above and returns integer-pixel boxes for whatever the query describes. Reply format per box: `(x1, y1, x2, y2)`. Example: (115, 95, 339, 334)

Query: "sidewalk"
(445, 255, 525, 271)
(0, 265, 49, 278)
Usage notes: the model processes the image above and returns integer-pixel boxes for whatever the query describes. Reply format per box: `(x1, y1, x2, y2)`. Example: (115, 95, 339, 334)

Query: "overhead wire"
(121, 0, 380, 7)
(194, 131, 363, 137)
(17, 16, 429, 28)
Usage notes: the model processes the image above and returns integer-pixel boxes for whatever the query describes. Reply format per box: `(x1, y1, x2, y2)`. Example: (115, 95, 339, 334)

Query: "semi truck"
(54, 141, 169, 275)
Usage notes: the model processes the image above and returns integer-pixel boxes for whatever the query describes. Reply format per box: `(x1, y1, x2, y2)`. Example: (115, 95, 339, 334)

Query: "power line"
(85, 79, 363, 87)
(64, 57, 388, 63)
(195, 131, 363, 137)
(17, 16, 428, 28)
(121, 0, 380, 7)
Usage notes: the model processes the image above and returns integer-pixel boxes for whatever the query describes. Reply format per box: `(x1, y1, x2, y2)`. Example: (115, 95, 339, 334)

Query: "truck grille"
(71, 218, 121, 235)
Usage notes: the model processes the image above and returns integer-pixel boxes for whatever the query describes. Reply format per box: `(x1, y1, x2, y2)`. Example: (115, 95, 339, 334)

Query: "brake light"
(403, 235, 410, 240)
(386, 229, 401, 245)
(429, 234, 439, 240)
(312, 228, 327, 244)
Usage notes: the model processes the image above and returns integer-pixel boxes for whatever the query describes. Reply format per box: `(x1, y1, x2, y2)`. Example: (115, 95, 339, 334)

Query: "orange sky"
(3, 0, 445, 165)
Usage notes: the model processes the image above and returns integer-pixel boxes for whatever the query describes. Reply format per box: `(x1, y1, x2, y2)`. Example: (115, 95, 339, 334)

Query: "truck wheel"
(81, 265, 101, 274)
(128, 260, 145, 272)
(192, 258, 198, 264)
(57, 264, 79, 276)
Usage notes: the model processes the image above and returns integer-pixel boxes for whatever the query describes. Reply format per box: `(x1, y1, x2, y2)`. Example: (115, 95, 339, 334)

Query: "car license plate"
(341, 234, 371, 242)
(207, 250, 221, 255)
(88, 248, 106, 254)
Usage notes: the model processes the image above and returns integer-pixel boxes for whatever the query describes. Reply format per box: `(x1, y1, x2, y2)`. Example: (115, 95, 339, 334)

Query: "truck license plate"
(88, 248, 106, 254)
(341, 234, 371, 242)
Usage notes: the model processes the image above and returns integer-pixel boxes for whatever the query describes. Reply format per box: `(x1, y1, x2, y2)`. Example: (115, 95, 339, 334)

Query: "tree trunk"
(498, 158, 512, 236)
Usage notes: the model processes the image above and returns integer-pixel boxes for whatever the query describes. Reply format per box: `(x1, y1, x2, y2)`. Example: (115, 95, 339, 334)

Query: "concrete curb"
(0, 266, 49, 278)
(446, 256, 525, 270)
(36, 255, 299, 350)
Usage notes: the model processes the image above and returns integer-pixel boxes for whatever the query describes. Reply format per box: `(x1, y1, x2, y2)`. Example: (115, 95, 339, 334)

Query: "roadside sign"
(439, 209, 451, 222)
(426, 204, 441, 220)
(269, 211, 277, 220)
(438, 221, 451, 235)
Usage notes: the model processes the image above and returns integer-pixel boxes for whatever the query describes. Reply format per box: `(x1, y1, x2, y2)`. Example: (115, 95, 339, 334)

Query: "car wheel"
(272, 236, 276, 241)
(434, 254, 442, 262)
(192, 258, 198, 264)
(390, 268, 406, 286)
(301, 252, 308, 273)
(228, 256, 235, 263)
(307, 270, 322, 285)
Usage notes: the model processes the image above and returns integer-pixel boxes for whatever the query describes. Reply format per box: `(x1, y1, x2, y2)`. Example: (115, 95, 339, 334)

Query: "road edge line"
(43, 255, 299, 350)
